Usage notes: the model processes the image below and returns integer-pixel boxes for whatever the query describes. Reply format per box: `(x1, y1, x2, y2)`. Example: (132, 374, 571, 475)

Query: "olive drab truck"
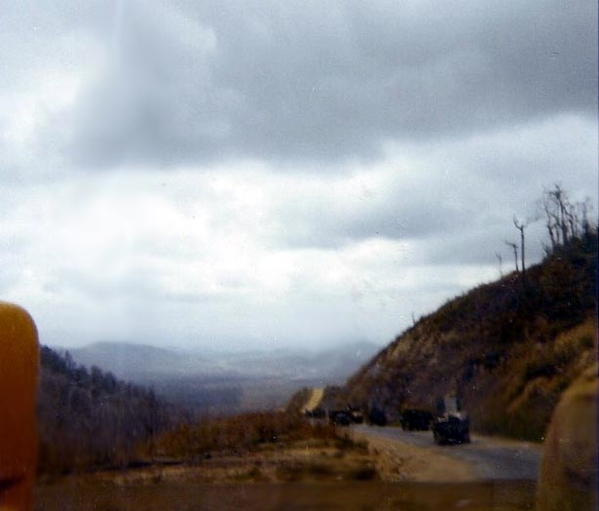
(431, 394, 470, 445)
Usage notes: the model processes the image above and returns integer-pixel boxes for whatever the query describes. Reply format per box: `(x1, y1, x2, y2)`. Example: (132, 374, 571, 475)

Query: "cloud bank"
(0, 1, 596, 349)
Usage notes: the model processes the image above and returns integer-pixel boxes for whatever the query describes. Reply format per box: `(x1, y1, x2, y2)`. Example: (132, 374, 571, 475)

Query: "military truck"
(367, 407, 387, 426)
(347, 405, 364, 424)
(431, 395, 470, 444)
(400, 408, 433, 431)
(328, 410, 352, 426)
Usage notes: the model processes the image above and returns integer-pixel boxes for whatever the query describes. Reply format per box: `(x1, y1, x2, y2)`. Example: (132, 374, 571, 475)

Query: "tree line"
(37, 346, 188, 474)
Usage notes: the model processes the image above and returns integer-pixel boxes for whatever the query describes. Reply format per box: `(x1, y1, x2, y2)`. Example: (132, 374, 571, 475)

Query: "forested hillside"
(342, 189, 597, 441)
(37, 347, 186, 474)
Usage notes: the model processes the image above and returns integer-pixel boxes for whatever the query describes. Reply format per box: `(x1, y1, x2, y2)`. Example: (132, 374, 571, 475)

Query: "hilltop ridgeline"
(341, 231, 597, 441)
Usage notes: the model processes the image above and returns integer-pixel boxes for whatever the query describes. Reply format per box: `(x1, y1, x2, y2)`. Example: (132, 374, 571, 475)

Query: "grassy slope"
(342, 235, 597, 441)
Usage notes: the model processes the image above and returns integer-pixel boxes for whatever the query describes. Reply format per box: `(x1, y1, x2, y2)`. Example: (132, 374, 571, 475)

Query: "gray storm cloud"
(37, 0, 597, 169)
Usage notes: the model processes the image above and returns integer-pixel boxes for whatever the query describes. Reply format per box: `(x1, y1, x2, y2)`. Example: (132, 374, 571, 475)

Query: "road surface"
(353, 424, 542, 481)
(303, 387, 324, 412)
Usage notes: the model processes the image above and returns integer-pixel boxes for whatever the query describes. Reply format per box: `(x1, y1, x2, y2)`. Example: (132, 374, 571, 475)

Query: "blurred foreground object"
(537, 363, 598, 511)
(0, 302, 39, 511)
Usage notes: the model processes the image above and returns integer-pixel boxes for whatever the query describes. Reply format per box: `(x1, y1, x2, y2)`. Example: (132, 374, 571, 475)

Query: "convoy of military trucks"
(304, 390, 470, 445)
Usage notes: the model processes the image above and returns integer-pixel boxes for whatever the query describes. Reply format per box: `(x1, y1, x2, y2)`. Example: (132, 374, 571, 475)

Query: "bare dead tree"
(540, 184, 596, 254)
(541, 184, 566, 249)
(513, 217, 530, 277)
(578, 198, 596, 239)
(542, 198, 559, 250)
(504, 240, 519, 273)
(541, 184, 576, 249)
(495, 252, 503, 277)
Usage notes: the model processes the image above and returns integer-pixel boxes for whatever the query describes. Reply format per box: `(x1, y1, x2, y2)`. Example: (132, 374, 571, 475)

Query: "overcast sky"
(1, 0, 597, 351)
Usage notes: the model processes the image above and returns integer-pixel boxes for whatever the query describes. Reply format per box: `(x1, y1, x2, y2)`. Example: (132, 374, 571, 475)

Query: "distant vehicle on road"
(432, 413, 470, 444)
(367, 407, 387, 426)
(431, 395, 470, 445)
(328, 410, 352, 426)
(347, 405, 364, 424)
(400, 409, 433, 431)
(305, 407, 326, 419)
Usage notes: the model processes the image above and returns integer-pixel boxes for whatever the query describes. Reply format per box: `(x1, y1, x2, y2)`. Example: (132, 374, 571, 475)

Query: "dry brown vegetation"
(152, 411, 340, 458)
(36, 403, 376, 487)
(112, 411, 376, 485)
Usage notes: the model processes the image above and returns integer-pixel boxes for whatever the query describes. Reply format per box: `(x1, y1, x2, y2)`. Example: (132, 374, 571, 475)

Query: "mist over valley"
(64, 340, 380, 414)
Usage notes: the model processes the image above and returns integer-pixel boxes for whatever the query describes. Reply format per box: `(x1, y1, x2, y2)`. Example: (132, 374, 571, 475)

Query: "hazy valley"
(62, 340, 380, 415)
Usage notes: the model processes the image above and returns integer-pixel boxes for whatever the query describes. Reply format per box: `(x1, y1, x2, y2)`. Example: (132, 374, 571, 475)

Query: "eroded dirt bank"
(361, 434, 476, 482)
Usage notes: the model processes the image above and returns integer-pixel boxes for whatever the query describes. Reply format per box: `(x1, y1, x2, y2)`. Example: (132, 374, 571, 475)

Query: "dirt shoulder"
(352, 431, 477, 483)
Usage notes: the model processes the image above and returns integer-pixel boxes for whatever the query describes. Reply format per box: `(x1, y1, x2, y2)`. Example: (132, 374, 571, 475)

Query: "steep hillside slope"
(343, 234, 597, 441)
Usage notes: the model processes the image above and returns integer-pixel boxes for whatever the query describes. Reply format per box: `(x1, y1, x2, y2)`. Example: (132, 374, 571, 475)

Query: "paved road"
(354, 424, 543, 480)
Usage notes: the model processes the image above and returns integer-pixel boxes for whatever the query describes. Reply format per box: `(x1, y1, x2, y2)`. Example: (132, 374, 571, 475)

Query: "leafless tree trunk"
(505, 240, 519, 273)
(513, 217, 527, 277)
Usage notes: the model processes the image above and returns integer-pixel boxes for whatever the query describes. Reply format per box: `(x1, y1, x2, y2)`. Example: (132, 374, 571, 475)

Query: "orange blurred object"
(0, 302, 39, 511)
(537, 363, 599, 511)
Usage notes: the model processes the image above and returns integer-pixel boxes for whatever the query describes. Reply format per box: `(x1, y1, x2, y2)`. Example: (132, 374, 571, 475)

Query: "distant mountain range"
(61, 340, 379, 414)
(68, 340, 379, 382)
